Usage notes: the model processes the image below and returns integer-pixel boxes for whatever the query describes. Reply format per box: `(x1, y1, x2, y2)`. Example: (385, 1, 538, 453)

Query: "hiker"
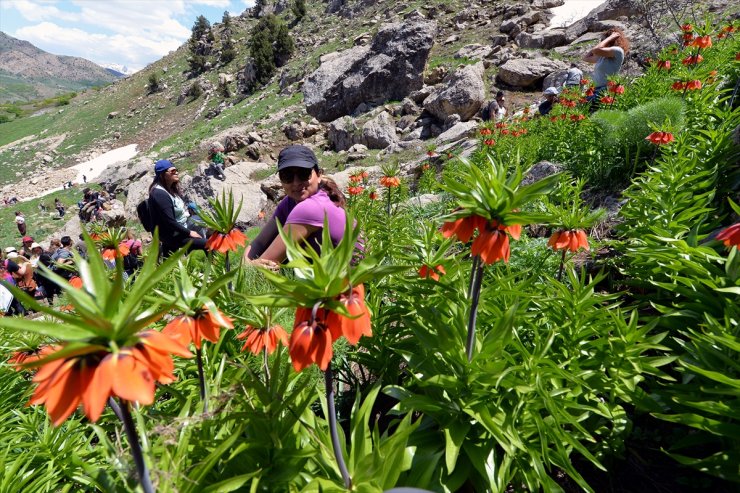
(51, 236, 76, 280)
(19, 236, 34, 257)
(538, 87, 559, 116)
(55, 198, 65, 217)
(29, 242, 44, 268)
(482, 91, 506, 121)
(15, 212, 26, 236)
(564, 63, 583, 88)
(148, 159, 206, 256)
(583, 28, 630, 104)
(208, 144, 227, 181)
(83, 175, 87, 183)
(6, 259, 37, 298)
(120, 230, 143, 276)
(244, 145, 349, 267)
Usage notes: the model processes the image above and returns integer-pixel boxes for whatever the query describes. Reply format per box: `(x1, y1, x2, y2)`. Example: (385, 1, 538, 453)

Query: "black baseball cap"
(277, 145, 318, 171)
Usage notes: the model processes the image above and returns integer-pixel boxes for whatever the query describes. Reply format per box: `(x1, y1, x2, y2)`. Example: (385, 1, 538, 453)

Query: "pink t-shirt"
(274, 190, 346, 253)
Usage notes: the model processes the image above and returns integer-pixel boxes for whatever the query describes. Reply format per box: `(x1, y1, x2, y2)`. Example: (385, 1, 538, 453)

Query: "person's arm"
(245, 216, 279, 260)
(259, 223, 319, 264)
(584, 32, 621, 62)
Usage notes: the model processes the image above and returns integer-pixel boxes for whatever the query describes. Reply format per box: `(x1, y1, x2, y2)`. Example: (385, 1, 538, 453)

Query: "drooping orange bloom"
(69, 276, 84, 289)
(685, 79, 702, 90)
(471, 229, 510, 264)
(571, 114, 586, 122)
(8, 345, 56, 371)
(600, 96, 615, 105)
(548, 229, 590, 252)
(657, 60, 671, 70)
(682, 33, 695, 45)
(349, 173, 363, 183)
(484, 139, 496, 146)
(28, 332, 191, 426)
(368, 191, 378, 200)
(419, 264, 446, 281)
(646, 131, 675, 145)
(580, 78, 589, 85)
(692, 35, 712, 49)
(722, 25, 736, 33)
(585, 86, 595, 97)
(682, 54, 704, 66)
(205, 228, 247, 253)
(479, 128, 492, 136)
(716, 223, 740, 248)
(163, 306, 234, 349)
(102, 242, 131, 261)
(326, 284, 372, 345)
(441, 215, 486, 243)
(608, 84, 625, 95)
(379, 176, 401, 188)
(681, 23, 693, 32)
(236, 324, 288, 355)
(671, 81, 685, 91)
(289, 307, 333, 372)
(348, 186, 364, 196)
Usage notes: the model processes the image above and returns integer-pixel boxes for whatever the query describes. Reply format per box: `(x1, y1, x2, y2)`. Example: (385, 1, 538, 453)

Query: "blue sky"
(0, 0, 255, 73)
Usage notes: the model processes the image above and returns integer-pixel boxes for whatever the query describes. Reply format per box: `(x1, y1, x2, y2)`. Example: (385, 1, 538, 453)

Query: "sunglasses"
(279, 167, 313, 183)
(167, 168, 179, 174)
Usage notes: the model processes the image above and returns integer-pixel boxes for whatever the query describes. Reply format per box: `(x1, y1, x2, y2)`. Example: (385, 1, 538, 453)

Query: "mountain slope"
(0, 32, 121, 102)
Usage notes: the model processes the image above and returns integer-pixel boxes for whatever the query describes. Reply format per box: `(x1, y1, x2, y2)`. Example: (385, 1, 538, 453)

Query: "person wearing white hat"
(29, 243, 44, 268)
(539, 87, 559, 116)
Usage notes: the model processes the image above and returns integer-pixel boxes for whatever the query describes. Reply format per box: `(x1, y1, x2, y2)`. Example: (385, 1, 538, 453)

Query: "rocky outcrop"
(515, 29, 567, 49)
(564, 0, 641, 42)
(496, 58, 568, 88)
(423, 62, 485, 121)
(303, 18, 436, 122)
(327, 116, 360, 152)
(361, 111, 397, 149)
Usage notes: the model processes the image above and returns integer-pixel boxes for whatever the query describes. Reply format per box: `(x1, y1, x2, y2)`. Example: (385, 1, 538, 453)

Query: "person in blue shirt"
(583, 28, 630, 108)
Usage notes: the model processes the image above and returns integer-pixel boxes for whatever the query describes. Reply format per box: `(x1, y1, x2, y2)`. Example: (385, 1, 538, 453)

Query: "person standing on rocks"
(55, 198, 65, 217)
(148, 159, 206, 256)
(15, 212, 26, 237)
(583, 28, 629, 103)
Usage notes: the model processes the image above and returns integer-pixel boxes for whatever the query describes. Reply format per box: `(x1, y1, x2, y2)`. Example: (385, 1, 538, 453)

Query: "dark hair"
(319, 175, 346, 208)
(603, 28, 630, 54)
(61, 236, 72, 247)
(149, 174, 183, 198)
(6, 260, 19, 274)
(496, 91, 504, 98)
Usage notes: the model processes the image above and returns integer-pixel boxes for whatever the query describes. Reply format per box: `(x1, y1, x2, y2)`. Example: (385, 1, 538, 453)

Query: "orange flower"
(419, 264, 446, 281)
(379, 176, 401, 188)
(585, 87, 595, 97)
(579, 78, 589, 85)
(69, 276, 84, 289)
(716, 223, 740, 248)
(471, 229, 510, 264)
(8, 345, 55, 371)
(484, 139, 496, 146)
(682, 54, 703, 65)
(646, 131, 675, 145)
(571, 114, 586, 122)
(28, 332, 190, 425)
(548, 229, 590, 252)
(692, 35, 712, 49)
(737, 52, 740, 61)
(205, 228, 246, 253)
(600, 96, 615, 105)
(163, 307, 234, 349)
(349, 173, 363, 183)
(681, 23, 693, 32)
(236, 324, 288, 355)
(608, 84, 625, 94)
(441, 215, 486, 243)
(685, 79, 702, 90)
(102, 242, 131, 261)
(326, 284, 372, 345)
(348, 185, 364, 196)
(368, 191, 378, 200)
(289, 307, 333, 372)
(671, 81, 685, 91)
(657, 60, 671, 70)
(479, 128, 492, 136)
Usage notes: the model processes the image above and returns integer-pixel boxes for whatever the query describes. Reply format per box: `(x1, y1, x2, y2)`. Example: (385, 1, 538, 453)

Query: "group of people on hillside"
(482, 28, 629, 119)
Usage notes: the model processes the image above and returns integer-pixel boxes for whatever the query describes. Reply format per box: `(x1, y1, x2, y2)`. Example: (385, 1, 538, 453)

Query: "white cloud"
(2, 0, 76, 22)
(14, 21, 183, 72)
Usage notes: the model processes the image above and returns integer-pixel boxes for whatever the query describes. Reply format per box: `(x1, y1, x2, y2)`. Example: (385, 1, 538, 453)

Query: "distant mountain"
(0, 32, 121, 102)
(104, 63, 137, 77)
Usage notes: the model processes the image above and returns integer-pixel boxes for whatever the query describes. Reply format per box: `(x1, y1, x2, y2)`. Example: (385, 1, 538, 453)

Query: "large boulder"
(327, 116, 361, 151)
(435, 121, 478, 145)
(98, 199, 127, 228)
(303, 18, 436, 122)
(496, 58, 568, 88)
(515, 29, 567, 49)
(423, 62, 485, 121)
(362, 111, 397, 149)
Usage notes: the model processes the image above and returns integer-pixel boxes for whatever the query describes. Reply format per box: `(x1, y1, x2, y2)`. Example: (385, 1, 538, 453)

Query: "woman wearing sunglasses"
(148, 159, 207, 255)
(244, 145, 347, 265)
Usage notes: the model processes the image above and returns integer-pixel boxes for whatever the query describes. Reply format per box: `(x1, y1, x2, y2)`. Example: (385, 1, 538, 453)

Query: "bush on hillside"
(292, 0, 307, 21)
(147, 73, 161, 94)
(188, 15, 215, 75)
(247, 14, 295, 91)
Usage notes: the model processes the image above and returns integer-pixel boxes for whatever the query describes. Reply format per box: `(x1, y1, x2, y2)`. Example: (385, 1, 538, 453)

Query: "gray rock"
(496, 57, 569, 87)
(521, 161, 563, 187)
(303, 18, 436, 122)
(327, 116, 361, 151)
(515, 29, 567, 49)
(405, 193, 442, 208)
(442, 113, 462, 131)
(42, 155, 53, 164)
(490, 34, 509, 47)
(532, 0, 565, 7)
(99, 199, 128, 228)
(423, 62, 485, 121)
(435, 121, 477, 145)
(455, 44, 494, 60)
(362, 111, 397, 149)
(424, 66, 448, 85)
(107, 112, 119, 119)
(409, 86, 433, 104)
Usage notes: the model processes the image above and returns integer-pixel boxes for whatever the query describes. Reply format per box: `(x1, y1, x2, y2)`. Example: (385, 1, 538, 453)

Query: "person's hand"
(189, 230, 202, 239)
(246, 257, 279, 272)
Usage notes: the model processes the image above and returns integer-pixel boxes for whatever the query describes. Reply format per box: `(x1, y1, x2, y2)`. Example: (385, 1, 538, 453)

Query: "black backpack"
(137, 198, 155, 233)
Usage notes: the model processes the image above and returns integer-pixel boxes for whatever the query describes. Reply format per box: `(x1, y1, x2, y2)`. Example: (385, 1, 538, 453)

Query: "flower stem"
(324, 364, 352, 489)
(466, 255, 484, 362)
(196, 347, 208, 413)
(262, 346, 271, 385)
(386, 188, 392, 216)
(557, 250, 567, 281)
(118, 399, 154, 493)
(225, 250, 233, 291)
(108, 397, 124, 422)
